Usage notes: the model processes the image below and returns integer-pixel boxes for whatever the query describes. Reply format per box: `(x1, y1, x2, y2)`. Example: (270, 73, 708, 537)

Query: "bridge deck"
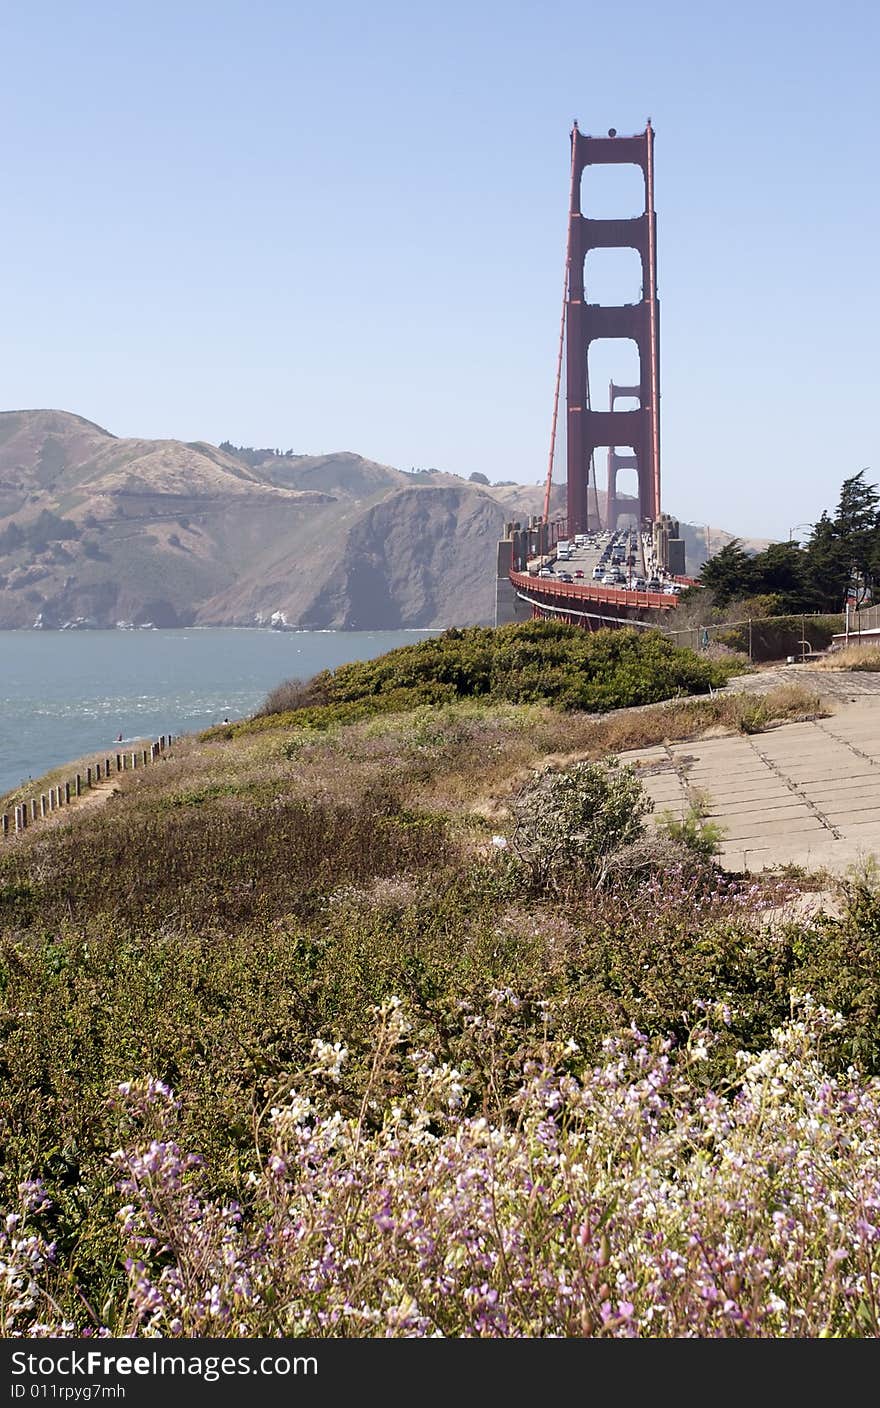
(510, 569, 678, 613)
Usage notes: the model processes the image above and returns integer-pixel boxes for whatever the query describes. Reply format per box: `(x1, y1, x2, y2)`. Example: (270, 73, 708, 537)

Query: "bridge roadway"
(510, 531, 681, 624)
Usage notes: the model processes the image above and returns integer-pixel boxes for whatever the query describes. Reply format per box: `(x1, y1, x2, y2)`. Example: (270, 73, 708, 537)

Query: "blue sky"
(1, 0, 877, 541)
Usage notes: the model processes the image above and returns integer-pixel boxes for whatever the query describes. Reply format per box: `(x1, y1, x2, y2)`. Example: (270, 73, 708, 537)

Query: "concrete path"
(618, 678, 880, 874)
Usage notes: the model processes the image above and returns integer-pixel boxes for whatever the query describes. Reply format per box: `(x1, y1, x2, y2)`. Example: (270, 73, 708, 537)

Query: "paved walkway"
(722, 661, 880, 701)
(618, 673, 880, 873)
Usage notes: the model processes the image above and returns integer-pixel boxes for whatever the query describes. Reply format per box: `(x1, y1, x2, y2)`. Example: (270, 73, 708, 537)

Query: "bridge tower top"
(563, 123, 660, 536)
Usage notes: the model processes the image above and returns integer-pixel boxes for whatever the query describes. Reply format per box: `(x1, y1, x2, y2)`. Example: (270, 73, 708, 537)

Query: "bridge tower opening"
(565, 122, 660, 536)
(605, 382, 639, 530)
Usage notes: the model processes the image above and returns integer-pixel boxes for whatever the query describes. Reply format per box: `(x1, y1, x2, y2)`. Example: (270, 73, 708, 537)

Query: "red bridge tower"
(565, 122, 660, 535)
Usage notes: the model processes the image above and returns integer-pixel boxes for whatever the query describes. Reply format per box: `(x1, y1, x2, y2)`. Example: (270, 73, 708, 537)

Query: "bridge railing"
(509, 570, 677, 612)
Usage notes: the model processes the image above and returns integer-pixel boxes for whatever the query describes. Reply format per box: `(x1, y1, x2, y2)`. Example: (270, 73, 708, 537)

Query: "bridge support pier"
(495, 531, 543, 626)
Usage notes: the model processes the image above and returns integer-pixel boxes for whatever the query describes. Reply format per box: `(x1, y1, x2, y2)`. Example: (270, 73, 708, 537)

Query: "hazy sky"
(1, 0, 877, 541)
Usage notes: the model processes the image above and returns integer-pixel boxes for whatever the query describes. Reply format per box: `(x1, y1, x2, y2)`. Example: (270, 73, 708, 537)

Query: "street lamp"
(788, 522, 812, 545)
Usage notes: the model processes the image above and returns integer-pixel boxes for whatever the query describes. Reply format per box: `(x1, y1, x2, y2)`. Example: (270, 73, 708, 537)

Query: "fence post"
(748, 618, 753, 663)
(75, 774, 81, 797)
(2, 814, 7, 836)
(30, 799, 37, 822)
(131, 752, 137, 769)
(116, 753, 122, 772)
(64, 781, 70, 804)
(142, 749, 149, 766)
(86, 766, 92, 787)
(105, 758, 112, 776)
(40, 795, 47, 818)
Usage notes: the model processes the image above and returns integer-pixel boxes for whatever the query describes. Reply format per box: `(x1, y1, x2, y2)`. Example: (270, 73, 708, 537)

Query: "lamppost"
(788, 522, 812, 545)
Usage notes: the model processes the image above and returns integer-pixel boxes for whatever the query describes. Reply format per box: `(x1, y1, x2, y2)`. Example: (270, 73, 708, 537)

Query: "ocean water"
(0, 628, 439, 795)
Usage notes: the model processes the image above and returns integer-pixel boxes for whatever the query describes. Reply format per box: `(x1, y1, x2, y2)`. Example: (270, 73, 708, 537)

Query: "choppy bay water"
(0, 628, 439, 795)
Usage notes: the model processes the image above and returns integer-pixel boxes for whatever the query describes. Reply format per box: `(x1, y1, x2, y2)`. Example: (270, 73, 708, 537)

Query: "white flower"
(311, 1039, 348, 1080)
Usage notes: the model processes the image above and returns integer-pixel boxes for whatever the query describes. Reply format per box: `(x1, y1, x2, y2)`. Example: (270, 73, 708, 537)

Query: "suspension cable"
(542, 130, 579, 525)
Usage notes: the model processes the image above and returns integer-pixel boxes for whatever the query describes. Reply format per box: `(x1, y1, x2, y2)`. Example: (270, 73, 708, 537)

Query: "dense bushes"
(5, 998, 873, 1337)
(715, 611, 841, 662)
(2, 642, 879, 1335)
(245, 622, 737, 734)
(506, 758, 654, 893)
(7, 838, 880, 1330)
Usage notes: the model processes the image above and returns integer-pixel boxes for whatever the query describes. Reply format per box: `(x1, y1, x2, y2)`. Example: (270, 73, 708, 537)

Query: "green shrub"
(239, 623, 736, 737)
(505, 757, 654, 894)
(656, 801, 725, 859)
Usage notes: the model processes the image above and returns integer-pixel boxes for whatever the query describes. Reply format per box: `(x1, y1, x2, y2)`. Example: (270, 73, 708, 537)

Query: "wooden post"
(75, 774, 81, 797)
(142, 748, 148, 766)
(86, 766, 92, 787)
(105, 757, 112, 777)
(116, 753, 122, 772)
(30, 799, 38, 822)
(160, 735, 166, 751)
(1, 813, 7, 836)
(64, 781, 71, 804)
(131, 752, 137, 769)
(40, 795, 47, 818)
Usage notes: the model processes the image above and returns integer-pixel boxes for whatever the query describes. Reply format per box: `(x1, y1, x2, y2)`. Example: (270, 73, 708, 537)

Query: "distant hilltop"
(0, 410, 764, 629)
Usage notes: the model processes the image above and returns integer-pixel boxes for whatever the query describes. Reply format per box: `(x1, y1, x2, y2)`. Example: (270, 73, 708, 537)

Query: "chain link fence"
(663, 611, 844, 663)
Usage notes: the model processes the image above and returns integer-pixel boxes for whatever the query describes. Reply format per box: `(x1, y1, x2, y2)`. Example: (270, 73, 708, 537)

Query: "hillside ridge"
(0, 408, 759, 629)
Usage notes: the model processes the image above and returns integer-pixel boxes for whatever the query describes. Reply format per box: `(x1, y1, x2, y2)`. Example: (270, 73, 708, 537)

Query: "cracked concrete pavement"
(617, 668, 880, 874)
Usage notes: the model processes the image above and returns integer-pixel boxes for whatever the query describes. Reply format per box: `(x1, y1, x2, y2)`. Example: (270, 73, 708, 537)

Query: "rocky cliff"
(0, 411, 556, 629)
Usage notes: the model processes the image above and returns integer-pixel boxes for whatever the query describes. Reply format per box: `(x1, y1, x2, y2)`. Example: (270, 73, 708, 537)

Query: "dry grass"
(812, 643, 880, 671)
(0, 664, 829, 860)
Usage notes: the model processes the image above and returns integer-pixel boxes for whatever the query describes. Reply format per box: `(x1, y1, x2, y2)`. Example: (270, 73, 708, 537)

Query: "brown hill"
(0, 409, 763, 629)
(0, 411, 553, 629)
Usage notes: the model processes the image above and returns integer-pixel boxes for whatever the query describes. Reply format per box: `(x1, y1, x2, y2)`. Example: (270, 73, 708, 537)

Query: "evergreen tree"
(697, 539, 755, 606)
(750, 542, 811, 612)
(804, 511, 849, 611)
(833, 470, 880, 602)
